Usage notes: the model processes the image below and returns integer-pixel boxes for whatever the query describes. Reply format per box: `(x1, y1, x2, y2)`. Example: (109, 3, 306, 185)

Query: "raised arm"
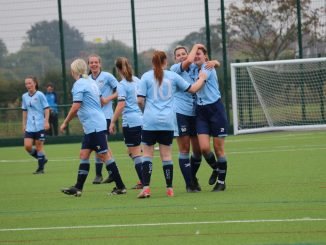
(205, 59, 221, 69)
(181, 44, 205, 70)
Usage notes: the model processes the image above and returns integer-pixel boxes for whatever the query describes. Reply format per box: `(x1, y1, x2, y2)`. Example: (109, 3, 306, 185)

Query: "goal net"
(231, 57, 326, 135)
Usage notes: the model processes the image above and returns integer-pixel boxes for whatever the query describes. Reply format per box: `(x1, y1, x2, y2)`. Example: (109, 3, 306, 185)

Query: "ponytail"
(152, 50, 167, 86)
(115, 57, 133, 82)
(71, 58, 88, 79)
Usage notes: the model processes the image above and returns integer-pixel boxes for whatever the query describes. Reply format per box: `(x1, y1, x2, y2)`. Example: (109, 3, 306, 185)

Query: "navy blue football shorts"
(81, 130, 108, 153)
(196, 99, 228, 137)
(123, 125, 142, 147)
(141, 130, 174, 146)
(24, 130, 46, 141)
(175, 113, 197, 137)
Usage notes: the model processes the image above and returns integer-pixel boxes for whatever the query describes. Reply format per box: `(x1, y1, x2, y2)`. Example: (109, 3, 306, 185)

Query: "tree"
(168, 24, 225, 62)
(0, 39, 8, 66)
(227, 0, 324, 60)
(95, 39, 134, 73)
(0, 46, 62, 107)
(25, 20, 85, 59)
(5, 46, 61, 81)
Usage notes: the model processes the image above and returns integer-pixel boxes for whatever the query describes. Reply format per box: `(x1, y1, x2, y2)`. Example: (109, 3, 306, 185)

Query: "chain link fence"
(0, 0, 325, 141)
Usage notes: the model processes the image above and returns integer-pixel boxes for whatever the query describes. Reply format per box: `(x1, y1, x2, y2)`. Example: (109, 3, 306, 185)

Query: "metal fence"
(0, 0, 325, 140)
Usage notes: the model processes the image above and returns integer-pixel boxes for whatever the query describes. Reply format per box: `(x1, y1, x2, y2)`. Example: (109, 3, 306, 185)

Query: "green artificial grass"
(0, 131, 325, 244)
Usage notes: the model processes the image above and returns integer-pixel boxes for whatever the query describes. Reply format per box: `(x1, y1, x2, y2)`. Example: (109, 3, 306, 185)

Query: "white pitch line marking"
(1, 144, 326, 163)
(0, 217, 325, 232)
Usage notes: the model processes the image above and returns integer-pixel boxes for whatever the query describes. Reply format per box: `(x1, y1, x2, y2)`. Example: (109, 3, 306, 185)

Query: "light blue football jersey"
(72, 77, 106, 134)
(138, 70, 191, 130)
(22, 91, 49, 132)
(194, 63, 221, 105)
(170, 62, 197, 116)
(91, 71, 118, 119)
(117, 76, 143, 128)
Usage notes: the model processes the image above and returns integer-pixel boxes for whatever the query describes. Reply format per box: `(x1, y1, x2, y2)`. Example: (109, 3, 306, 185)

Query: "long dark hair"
(152, 50, 167, 86)
(115, 57, 133, 82)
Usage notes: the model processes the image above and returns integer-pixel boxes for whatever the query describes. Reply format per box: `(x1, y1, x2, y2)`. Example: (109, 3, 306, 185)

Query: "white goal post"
(231, 57, 326, 135)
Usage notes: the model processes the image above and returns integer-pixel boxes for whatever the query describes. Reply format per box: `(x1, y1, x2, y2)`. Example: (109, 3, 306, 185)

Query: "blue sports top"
(194, 63, 221, 105)
(44, 92, 58, 113)
(117, 76, 143, 128)
(138, 70, 191, 130)
(22, 91, 49, 132)
(170, 62, 197, 116)
(71, 77, 106, 134)
(91, 71, 118, 120)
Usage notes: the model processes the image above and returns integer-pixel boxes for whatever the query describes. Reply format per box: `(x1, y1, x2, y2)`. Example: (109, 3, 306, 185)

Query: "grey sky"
(1, 0, 324, 54)
(0, 0, 221, 53)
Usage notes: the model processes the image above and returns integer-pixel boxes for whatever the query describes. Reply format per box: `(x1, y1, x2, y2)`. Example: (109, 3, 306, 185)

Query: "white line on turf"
(1, 144, 326, 163)
(0, 217, 325, 232)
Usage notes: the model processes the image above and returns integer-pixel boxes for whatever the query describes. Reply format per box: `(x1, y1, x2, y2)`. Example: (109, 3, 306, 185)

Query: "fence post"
(130, 0, 139, 76)
(57, 0, 69, 135)
(296, 0, 303, 59)
(204, 0, 211, 58)
(220, 0, 230, 126)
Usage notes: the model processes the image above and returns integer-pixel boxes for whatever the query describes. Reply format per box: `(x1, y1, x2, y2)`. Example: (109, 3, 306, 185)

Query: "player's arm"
(22, 110, 27, 133)
(182, 44, 205, 70)
(205, 60, 220, 69)
(187, 71, 207, 93)
(137, 96, 145, 113)
(109, 100, 125, 134)
(101, 89, 117, 105)
(44, 107, 50, 130)
(60, 102, 80, 132)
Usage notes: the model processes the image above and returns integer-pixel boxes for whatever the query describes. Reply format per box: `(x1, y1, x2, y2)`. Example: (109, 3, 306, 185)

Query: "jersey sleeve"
(106, 73, 118, 89)
(72, 80, 84, 102)
(175, 73, 191, 92)
(22, 95, 27, 110)
(117, 82, 126, 101)
(39, 92, 49, 109)
(170, 63, 182, 74)
(138, 74, 148, 97)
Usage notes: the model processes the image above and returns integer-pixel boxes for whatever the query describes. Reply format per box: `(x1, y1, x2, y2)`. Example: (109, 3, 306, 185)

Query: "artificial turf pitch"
(0, 131, 325, 244)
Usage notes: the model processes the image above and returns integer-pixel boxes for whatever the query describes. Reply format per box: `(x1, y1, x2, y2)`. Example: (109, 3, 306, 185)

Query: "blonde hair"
(115, 57, 133, 82)
(71, 58, 88, 79)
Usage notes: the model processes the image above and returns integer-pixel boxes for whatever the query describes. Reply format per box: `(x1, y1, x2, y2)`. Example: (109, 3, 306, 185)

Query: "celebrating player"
(60, 58, 126, 197)
(137, 50, 207, 198)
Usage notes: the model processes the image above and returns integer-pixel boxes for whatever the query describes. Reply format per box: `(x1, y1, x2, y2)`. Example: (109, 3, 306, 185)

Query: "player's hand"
(205, 60, 220, 69)
(199, 70, 207, 81)
(60, 122, 67, 133)
(44, 121, 50, 130)
(109, 123, 116, 134)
